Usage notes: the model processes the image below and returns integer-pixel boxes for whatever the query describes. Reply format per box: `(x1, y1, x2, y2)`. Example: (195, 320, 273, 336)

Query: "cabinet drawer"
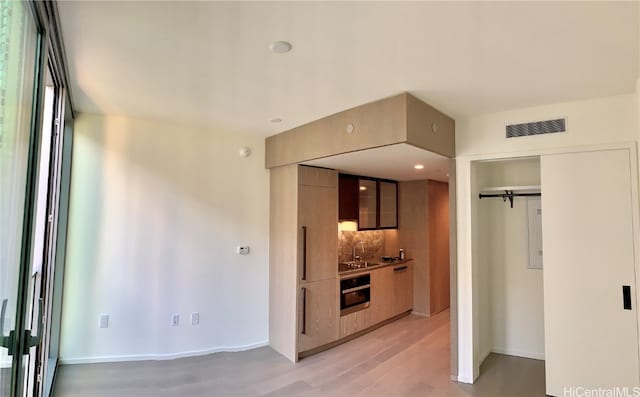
(340, 308, 371, 338)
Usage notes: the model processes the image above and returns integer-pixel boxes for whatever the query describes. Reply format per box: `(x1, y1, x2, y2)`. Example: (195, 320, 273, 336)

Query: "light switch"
(99, 314, 109, 329)
(237, 246, 250, 255)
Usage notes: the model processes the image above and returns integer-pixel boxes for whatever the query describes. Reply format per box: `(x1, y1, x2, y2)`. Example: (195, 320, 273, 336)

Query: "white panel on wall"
(541, 149, 639, 395)
(527, 198, 543, 270)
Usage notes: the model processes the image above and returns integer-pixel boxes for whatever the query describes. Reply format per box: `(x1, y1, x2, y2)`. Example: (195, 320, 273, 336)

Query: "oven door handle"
(341, 284, 371, 294)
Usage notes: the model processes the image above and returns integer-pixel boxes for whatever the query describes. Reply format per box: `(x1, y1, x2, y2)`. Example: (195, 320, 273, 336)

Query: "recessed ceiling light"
(269, 41, 292, 54)
(359, 186, 367, 191)
(269, 118, 282, 123)
(414, 164, 425, 170)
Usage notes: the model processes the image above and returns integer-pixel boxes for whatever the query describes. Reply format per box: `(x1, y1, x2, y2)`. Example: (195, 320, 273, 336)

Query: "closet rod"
(478, 191, 541, 208)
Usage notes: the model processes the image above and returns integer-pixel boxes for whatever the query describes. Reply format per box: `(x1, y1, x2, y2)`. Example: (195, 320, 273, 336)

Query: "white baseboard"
(59, 340, 269, 365)
(456, 374, 474, 384)
(411, 310, 429, 317)
(491, 347, 545, 361)
(479, 349, 492, 365)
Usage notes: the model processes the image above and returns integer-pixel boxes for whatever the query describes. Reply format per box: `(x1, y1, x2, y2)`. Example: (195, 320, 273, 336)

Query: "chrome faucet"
(353, 240, 366, 262)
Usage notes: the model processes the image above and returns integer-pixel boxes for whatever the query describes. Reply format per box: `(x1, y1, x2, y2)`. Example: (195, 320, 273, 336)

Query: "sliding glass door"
(1, 2, 72, 396)
(30, 60, 66, 397)
(0, 1, 40, 396)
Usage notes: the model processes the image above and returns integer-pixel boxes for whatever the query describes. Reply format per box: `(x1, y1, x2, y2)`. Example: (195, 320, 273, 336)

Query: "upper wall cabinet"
(339, 174, 397, 230)
(358, 179, 377, 229)
(379, 181, 398, 229)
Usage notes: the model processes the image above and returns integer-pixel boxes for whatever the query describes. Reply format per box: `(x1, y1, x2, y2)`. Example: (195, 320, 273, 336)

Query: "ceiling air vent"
(506, 118, 566, 138)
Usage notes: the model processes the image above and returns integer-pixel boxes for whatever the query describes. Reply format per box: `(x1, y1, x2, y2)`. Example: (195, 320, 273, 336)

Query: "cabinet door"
(358, 179, 377, 229)
(393, 264, 413, 314)
(340, 308, 371, 338)
(541, 149, 639, 396)
(338, 174, 359, 221)
(370, 266, 395, 324)
(379, 181, 397, 228)
(299, 166, 337, 188)
(299, 183, 338, 282)
(299, 278, 339, 352)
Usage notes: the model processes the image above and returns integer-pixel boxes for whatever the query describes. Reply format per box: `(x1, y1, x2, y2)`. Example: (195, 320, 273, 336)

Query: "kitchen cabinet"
(299, 182, 338, 283)
(370, 266, 395, 324)
(269, 165, 339, 361)
(340, 308, 371, 338)
(298, 166, 339, 352)
(338, 174, 398, 230)
(358, 179, 377, 229)
(299, 278, 339, 352)
(392, 264, 413, 314)
(370, 262, 413, 325)
(338, 174, 359, 220)
(379, 181, 398, 229)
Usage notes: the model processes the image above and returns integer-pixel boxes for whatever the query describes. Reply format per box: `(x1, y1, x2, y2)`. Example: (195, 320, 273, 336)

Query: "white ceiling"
(58, 1, 639, 137)
(304, 144, 449, 182)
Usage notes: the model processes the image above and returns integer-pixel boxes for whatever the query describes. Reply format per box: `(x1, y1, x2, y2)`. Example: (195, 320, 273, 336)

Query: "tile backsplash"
(339, 230, 385, 263)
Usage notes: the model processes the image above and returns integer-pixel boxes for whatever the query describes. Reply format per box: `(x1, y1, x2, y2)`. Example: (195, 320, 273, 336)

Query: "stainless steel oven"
(340, 273, 371, 316)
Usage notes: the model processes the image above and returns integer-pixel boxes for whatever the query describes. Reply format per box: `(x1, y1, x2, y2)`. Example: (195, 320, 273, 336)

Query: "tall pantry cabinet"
(269, 165, 339, 362)
(298, 167, 339, 353)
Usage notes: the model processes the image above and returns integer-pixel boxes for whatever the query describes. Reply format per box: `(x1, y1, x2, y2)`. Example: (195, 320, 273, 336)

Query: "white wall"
(60, 113, 270, 363)
(475, 159, 544, 363)
(456, 92, 639, 383)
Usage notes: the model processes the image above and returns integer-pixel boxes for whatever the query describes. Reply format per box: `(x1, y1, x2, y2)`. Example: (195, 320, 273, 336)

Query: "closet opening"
(471, 156, 546, 391)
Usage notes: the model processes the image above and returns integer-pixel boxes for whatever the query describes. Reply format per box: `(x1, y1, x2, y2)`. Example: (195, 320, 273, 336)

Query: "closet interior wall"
(474, 157, 545, 364)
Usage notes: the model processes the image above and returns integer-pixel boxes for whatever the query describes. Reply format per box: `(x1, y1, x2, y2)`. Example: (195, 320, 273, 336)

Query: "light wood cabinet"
(299, 278, 339, 352)
(370, 262, 413, 325)
(297, 166, 339, 353)
(269, 164, 340, 361)
(299, 165, 337, 188)
(340, 308, 371, 338)
(299, 183, 338, 282)
(393, 264, 413, 314)
(370, 266, 395, 324)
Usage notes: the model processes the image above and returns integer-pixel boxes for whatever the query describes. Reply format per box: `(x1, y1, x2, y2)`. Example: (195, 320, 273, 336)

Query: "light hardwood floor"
(53, 310, 545, 396)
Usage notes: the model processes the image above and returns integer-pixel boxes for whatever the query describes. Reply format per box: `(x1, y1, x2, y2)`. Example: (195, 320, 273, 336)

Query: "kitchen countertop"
(338, 258, 413, 276)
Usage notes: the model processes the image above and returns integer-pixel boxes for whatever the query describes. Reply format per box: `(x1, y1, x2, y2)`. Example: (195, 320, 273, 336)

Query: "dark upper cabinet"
(339, 174, 397, 230)
(338, 174, 359, 221)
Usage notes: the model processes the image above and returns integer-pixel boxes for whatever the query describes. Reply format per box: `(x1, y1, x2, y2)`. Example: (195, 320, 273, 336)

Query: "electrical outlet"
(99, 314, 109, 329)
(191, 312, 199, 326)
(237, 246, 250, 255)
(172, 314, 179, 327)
